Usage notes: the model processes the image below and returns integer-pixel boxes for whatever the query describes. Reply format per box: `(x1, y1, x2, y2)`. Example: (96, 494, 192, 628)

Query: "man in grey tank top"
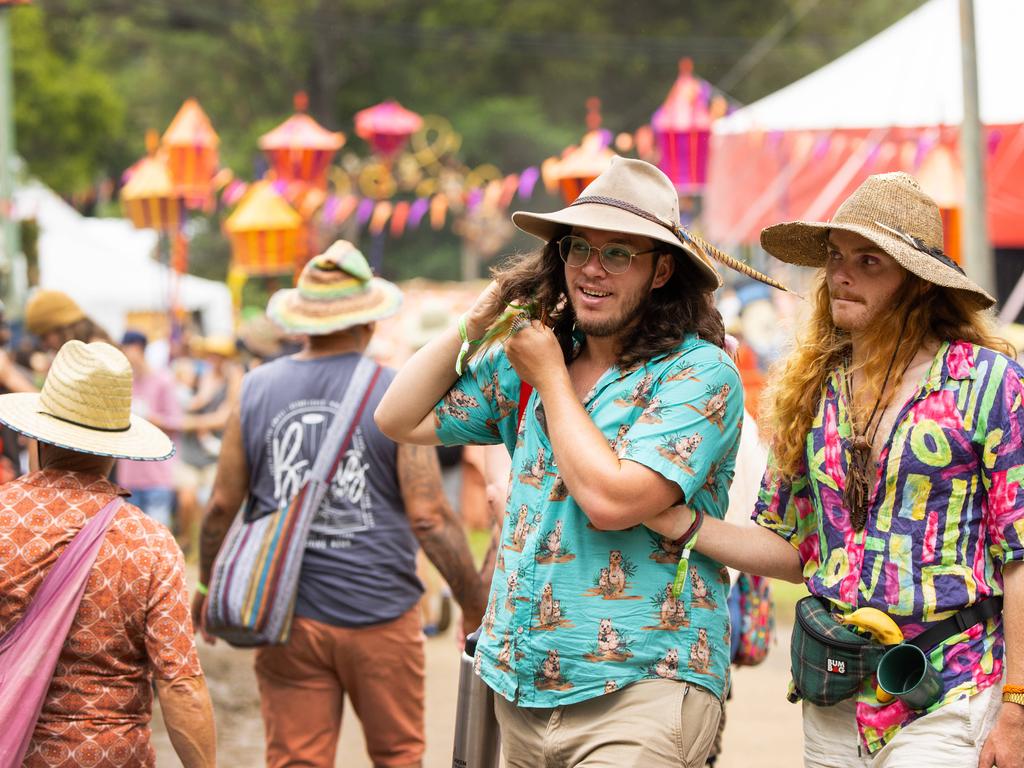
(193, 242, 488, 768)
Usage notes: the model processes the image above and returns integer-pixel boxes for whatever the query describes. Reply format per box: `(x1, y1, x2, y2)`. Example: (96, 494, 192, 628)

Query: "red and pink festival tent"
(703, 0, 1024, 257)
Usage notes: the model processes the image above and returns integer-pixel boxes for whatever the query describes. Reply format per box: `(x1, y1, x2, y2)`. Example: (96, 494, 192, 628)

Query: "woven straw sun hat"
(760, 171, 994, 307)
(512, 157, 787, 291)
(267, 240, 403, 335)
(0, 340, 174, 461)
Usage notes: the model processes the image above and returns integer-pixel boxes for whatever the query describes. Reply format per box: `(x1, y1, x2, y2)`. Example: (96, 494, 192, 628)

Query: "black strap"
(909, 596, 1003, 652)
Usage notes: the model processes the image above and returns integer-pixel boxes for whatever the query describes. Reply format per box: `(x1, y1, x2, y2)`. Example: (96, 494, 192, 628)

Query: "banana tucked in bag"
(841, 607, 904, 703)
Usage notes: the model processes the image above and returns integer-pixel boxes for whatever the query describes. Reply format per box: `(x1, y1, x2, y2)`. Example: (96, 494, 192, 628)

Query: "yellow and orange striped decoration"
(162, 99, 220, 207)
(224, 181, 307, 277)
(121, 155, 186, 232)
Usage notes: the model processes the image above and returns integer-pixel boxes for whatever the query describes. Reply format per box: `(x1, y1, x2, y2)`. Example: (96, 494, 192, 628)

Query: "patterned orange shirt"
(0, 471, 201, 768)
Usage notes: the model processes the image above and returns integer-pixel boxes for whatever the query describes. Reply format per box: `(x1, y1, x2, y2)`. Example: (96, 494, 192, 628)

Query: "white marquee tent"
(15, 181, 233, 341)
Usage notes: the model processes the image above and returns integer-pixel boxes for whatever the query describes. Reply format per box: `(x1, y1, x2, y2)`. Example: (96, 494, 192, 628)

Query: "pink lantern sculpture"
(354, 100, 423, 160)
(651, 58, 728, 194)
(259, 92, 346, 189)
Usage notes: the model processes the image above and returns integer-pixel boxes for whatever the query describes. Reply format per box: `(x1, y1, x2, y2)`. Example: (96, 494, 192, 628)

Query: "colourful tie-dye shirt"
(754, 341, 1024, 752)
(434, 333, 742, 706)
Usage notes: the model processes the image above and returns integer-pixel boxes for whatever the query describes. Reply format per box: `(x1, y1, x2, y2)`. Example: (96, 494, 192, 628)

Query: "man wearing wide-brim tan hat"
(377, 157, 788, 766)
(194, 240, 487, 768)
(642, 171, 1024, 767)
(0, 340, 216, 766)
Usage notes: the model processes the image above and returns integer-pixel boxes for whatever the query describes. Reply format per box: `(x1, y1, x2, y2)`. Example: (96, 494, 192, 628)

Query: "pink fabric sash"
(0, 496, 123, 768)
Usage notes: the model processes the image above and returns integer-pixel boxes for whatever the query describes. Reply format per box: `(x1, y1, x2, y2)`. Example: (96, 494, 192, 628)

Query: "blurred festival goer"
(0, 301, 36, 480)
(175, 335, 242, 554)
(24, 289, 111, 354)
(194, 242, 486, 768)
(118, 330, 181, 531)
(0, 340, 215, 767)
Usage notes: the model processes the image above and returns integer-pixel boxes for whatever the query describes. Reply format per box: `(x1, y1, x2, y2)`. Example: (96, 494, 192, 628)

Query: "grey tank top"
(239, 352, 422, 627)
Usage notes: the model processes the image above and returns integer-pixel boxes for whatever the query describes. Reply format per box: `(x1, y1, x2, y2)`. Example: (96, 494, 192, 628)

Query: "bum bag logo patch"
(827, 658, 847, 674)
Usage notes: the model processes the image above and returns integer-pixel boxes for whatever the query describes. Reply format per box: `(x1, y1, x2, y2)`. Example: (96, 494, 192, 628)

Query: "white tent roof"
(716, 0, 1023, 134)
(14, 182, 234, 340)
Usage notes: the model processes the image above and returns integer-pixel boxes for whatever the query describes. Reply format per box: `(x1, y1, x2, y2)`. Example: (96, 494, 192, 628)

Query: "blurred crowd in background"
(0, 276, 813, 633)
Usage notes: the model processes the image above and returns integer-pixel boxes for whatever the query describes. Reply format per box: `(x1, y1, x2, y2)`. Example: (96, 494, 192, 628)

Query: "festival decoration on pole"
(354, 100, 423, 161)
(120, 138, 186, 232)
(651, 58, 728, 194)
(224, 181, 306, 277)
(259, 92, 346, 189)
(161, 98, 219, 209)
(549, 98, 616, 204)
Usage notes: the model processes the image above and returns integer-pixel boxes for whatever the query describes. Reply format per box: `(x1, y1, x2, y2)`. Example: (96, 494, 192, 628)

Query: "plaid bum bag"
(788, 596, 887, 706)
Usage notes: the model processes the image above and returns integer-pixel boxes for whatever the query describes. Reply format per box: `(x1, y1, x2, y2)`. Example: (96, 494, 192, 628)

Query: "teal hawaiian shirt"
(434, 333, 743, 706)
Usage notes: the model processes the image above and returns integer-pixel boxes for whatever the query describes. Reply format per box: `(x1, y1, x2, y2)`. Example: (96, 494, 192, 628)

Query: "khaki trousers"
(494, 678, 722, 768)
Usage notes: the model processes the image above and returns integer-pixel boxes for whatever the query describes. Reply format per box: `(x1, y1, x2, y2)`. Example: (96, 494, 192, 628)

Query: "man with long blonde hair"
(645, 173, 1024, 767)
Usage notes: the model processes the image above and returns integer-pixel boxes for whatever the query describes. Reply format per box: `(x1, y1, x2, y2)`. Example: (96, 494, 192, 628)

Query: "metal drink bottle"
(452, 630, 501, 768)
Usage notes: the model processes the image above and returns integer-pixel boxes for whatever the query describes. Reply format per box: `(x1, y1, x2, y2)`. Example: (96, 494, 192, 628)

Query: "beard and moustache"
(569, 270, 656, 338)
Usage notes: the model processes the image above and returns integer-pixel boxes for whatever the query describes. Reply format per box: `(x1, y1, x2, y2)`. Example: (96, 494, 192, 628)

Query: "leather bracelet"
(672, 507, 704, 546)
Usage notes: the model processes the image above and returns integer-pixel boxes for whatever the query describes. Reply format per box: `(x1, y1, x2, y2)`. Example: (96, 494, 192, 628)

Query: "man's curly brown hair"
(491, 236, 724, 370)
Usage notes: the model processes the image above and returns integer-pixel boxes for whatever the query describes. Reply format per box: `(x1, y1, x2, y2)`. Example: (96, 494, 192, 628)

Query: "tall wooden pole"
(958, 0, 994, 296)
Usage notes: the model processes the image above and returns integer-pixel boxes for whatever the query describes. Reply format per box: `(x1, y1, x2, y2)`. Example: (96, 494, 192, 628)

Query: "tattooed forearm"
(416, 512, 488, 627)
(398, 444, 487, 626)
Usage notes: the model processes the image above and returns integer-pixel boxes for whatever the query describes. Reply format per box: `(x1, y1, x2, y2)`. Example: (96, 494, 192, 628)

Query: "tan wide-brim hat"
(512, 157, 788, 292)
(760, 172, 994, 307)
(0, 340, 174, 461)
(267, 240, 403, 335)
(25, 289, 86, 336)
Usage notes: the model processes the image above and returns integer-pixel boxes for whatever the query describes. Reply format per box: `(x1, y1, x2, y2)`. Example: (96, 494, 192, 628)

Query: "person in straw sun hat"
(377, 157, 787, 766)
(0, 339, 216, 767)
(641, 171, 1024, 768)
(194, 240, 487, 768)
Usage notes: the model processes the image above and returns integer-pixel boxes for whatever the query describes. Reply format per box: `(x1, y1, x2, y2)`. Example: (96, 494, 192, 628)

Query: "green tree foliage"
(11, 5, 124, 194)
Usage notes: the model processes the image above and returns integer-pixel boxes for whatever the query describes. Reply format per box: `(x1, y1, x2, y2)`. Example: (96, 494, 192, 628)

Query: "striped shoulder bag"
(204, 357, 381, 647)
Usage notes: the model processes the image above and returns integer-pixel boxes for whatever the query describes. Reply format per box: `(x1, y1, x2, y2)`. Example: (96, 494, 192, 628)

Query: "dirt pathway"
(152, 623, 802, 766)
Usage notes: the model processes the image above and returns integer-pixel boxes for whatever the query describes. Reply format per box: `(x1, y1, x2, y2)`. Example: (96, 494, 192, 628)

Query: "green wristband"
(671, 508, 705, 598)
(195, 581, 209, 597)
(455, 314, 484, 376)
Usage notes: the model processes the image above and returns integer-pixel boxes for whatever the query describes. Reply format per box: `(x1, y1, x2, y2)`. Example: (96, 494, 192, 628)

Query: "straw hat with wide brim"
(267, 240, 403, 335)
(760, 171, 994, 307)
(512, 157, 787, 292)
(0, 340, 174, 461)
